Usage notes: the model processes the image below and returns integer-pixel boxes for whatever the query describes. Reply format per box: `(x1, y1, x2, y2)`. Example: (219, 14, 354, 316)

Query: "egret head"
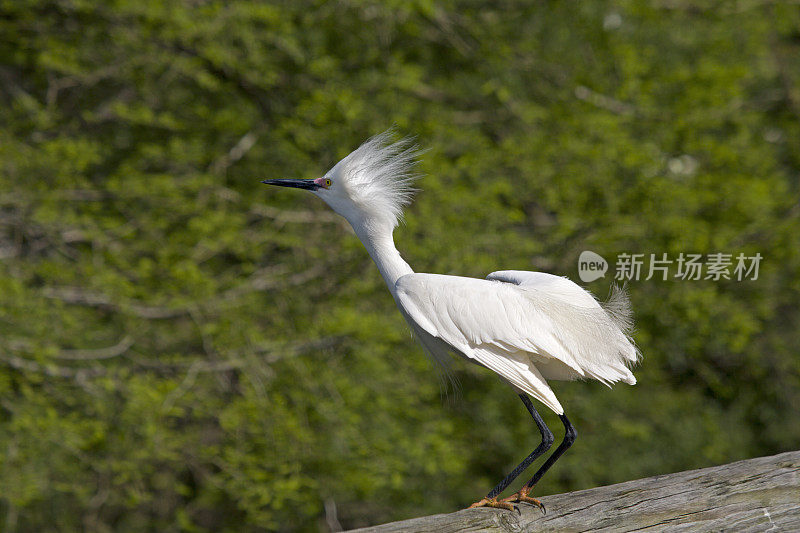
(262, 130, 421, 229)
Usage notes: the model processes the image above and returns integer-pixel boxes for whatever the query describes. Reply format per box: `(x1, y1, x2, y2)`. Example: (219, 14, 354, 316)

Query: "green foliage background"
(1, 1, 799, 531)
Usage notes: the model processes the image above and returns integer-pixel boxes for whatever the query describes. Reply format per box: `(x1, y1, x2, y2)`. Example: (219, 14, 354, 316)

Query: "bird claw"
(500, 487, 546, 514)
(468, 497, 516, 511)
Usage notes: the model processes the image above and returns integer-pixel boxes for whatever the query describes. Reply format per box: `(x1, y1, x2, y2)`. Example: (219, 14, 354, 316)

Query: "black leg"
(485, 395, 554, 499)
(521, 413, 577, 489)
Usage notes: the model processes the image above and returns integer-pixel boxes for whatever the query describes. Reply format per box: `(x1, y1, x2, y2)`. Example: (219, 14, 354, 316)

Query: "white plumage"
(396, 272, 638, 414)
(263, 130, 641, 508)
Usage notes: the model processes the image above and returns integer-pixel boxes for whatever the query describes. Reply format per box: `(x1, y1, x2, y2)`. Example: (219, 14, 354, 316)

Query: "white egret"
(262, 131, 640, 511)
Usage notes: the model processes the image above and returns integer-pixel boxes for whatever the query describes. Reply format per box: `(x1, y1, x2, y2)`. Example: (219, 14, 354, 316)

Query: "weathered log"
(348, 450, 800, 532)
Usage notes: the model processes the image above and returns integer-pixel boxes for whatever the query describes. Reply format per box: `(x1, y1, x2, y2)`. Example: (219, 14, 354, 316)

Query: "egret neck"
(350, 216, 413, 295)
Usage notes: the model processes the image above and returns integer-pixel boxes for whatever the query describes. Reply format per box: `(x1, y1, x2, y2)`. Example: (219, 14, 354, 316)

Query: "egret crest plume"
(326, 130, 422, 228)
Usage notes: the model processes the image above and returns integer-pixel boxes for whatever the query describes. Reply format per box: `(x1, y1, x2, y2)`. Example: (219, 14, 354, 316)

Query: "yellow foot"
(500, 486, 546, 514)
(467, 497, 515, 511)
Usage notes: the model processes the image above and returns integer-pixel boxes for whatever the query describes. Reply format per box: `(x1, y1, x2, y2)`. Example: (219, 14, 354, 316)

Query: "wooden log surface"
(348, 450, 800, 532)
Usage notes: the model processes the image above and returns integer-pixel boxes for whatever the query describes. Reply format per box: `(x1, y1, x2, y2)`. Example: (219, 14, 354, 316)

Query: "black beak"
(261, 178, 320, 191)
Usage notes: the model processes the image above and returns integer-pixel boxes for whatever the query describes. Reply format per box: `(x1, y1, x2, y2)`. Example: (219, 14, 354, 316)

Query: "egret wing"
(395, 273, 637, 397)
(486, 270, 599, 308)
(487, 270, 639, 368)
(396, 273, 584, 372)
(394, 274, 573, 413)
